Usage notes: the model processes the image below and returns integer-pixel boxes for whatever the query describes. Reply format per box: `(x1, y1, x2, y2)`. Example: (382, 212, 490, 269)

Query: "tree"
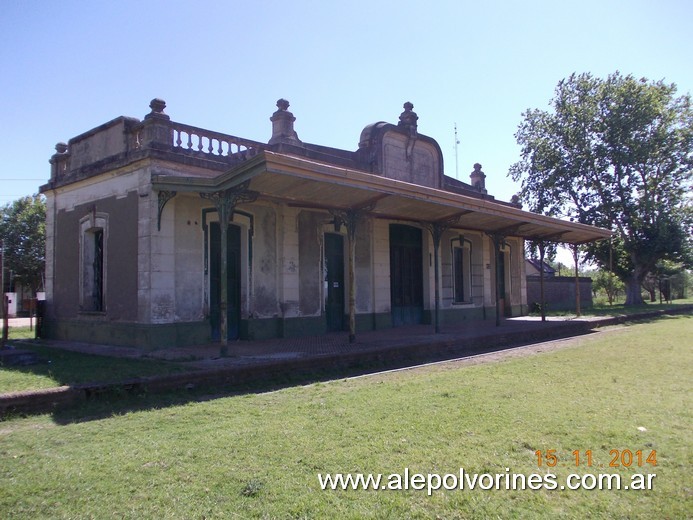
(0, 195, 46, 294)
(592, 269, 625, 305)
(510, 72, 693, 305)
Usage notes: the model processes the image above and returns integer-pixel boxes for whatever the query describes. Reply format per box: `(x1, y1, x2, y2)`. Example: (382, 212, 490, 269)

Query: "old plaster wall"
(381, 133, 440, 189)
(251, 204, 279, 318)
(148, 192, 176, 324)
(354, 218, 373, 313)
(298, 210, 323, 316)
(67, 117, 131, 171)
(173, 196, 205, 322)
(52, 191, 138, 321)
(372, 219, 392, 316)
(278, 206, 300, 319)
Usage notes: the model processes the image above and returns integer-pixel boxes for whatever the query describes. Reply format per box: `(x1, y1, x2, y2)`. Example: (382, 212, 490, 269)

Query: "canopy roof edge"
(152, 150, 612, 244)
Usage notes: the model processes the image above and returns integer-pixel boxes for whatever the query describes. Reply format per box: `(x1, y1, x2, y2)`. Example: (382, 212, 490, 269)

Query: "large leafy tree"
(0, 195, 46, 294)
(510, 72, 693, 305)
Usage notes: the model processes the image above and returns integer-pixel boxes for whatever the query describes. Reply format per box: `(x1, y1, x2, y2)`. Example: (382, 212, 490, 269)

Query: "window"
(90, 229, 104, 311)
(80, 213, 108, 312)
(452, 239, 471, 303)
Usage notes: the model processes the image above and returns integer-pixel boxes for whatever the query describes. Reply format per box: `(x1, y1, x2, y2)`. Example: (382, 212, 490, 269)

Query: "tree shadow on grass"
(0, 343, 194, 391)
(46, 331, 610, 426)
(3, 310, 690, 426)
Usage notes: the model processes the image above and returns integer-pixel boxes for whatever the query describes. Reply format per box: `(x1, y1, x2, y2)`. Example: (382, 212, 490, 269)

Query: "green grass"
(0, 337, 195, 393)
(531, 297, 693, 318)
(0, 315, 690, 518)
(0, 326, 37, 341)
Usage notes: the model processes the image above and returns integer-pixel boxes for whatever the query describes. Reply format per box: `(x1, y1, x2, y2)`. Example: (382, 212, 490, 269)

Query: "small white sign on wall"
(5, 292, 17, 317)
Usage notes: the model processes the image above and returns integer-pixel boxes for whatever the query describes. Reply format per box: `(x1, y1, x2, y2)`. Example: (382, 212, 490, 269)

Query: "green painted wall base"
(42, 319, 210, 350)
(434, 306, 488, 325)
(41, 306, 521, 349)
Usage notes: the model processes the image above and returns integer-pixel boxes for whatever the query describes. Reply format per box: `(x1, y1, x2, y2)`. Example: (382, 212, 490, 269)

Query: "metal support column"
(200, 182, 257, 356)
(488, 234, 505, 327)
(538, 241, 546, 322)
(572, 243, 581, 317)
(422, 217, 460, 334)
(330, 205, 378, 344)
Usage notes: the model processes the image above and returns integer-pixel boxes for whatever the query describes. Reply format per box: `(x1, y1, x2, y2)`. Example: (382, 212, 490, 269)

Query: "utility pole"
(1, 239, 4, 315)
(1, 240, 7, 347)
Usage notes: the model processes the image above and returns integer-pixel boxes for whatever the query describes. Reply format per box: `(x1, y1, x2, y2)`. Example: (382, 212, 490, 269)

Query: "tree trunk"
(648, 288, 656, 302)
(624, 269, 645, 306)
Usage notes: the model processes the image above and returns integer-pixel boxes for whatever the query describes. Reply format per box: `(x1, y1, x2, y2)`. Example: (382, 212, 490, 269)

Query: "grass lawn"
(0, 315, 691, 519)
(530, 297, 693, 318)
(0, 334, 195, 393)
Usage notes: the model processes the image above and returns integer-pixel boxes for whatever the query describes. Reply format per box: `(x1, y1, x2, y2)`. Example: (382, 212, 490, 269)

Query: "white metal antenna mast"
(454, 123, 460, 179)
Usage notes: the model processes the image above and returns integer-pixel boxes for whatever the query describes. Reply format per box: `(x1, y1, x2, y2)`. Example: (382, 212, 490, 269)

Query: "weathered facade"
(40, 99, 610, 348)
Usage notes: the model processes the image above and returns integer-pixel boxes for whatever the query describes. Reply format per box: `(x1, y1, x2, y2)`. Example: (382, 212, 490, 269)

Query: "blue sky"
(2, 0, 692, 211)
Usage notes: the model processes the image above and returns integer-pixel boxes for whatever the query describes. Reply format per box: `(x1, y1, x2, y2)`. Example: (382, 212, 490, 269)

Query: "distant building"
(1, 250, 32, 318)
(525, 259, 556, 278)
(40, 99, 610, 348)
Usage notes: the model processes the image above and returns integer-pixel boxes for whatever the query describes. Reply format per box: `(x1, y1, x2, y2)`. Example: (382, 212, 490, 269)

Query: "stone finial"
(269, 98, 301, 145)
(150, 98, 166, 113)
(276, 98, 290, 111)
(55, 142, 68, 154)
(145, 98, 170, 120)
(470, 163, 486, 192)
(398, 101, 418, 134)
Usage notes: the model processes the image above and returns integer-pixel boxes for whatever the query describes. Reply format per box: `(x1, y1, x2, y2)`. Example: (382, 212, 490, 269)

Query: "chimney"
(269, 99, 301, 146)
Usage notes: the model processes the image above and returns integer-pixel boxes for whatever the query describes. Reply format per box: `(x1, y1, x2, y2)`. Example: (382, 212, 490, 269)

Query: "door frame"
(323, 232, 345, 331)
(389, 224, 424, 326)
(209, 221, 242, 340)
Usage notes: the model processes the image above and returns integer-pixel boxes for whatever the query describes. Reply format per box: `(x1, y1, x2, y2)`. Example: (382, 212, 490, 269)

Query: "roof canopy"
(152, 151, 612, 244)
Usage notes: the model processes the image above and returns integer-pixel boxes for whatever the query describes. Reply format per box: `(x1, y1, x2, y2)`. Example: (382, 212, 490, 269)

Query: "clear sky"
(2, 0, 692, 210)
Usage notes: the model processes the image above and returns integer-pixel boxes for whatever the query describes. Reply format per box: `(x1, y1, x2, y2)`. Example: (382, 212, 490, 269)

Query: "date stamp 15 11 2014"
(535, 449, 657, 468)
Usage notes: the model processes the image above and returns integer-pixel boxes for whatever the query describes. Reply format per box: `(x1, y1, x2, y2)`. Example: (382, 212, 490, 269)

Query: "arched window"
(79, 213, 108, 312)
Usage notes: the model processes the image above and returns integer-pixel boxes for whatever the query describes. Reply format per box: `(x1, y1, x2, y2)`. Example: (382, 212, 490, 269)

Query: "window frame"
(79, 212, 108, 314)
(451, 237, 472, 304)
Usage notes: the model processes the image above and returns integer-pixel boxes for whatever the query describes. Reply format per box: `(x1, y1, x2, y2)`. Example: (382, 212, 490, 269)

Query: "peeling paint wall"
(278, 206, 300, 318)
(149, 192, 175, 324)
(372, 219, 392, 314)
(45, 167, 529, 342)
(174, 195, 205, 321)
(251, 204, 279, 318)
(298, 210, 323, 316)
(354, 218, 372, 313)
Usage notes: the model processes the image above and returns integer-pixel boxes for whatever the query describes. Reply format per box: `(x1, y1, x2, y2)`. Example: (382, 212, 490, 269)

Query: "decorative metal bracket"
(329, 201, 376, 239)
(199, 181, 259, 224)
(327, 205, 376, 345)
(157, 190, 177, 231)
(420, 215, 461, 334)
(421, 214, 462, 246)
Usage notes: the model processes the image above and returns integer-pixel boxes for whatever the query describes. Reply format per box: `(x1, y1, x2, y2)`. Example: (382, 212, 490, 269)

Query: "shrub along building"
(40, 99, 610, 350)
